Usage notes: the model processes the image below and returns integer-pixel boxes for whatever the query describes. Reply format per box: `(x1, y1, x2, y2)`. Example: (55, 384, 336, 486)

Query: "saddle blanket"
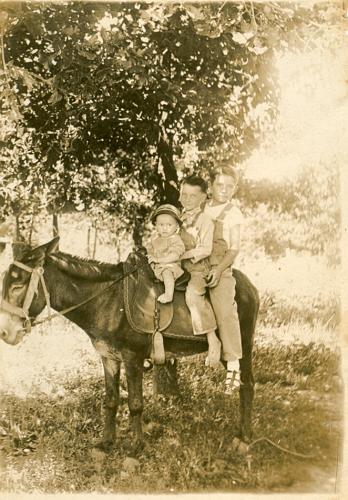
(123, 253, 206, 342)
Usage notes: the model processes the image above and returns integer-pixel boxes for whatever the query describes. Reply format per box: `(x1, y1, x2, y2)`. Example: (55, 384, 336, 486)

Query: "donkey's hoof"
(130, 437, 144, 454)
(232, 437, 249, 455)
(93, 440, 113, 453)
(236, 426, 252, 444)
(89, 447, 108, 463)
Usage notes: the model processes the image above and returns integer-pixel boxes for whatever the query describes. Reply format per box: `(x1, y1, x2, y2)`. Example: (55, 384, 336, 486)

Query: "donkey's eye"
(10, 284, 24, 293)
(11, 271, 19, 278)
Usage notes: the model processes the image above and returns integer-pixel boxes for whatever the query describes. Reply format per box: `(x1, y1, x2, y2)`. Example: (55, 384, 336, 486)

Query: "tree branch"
(250, 1, 257, 31)
(1, 33, 8, 77)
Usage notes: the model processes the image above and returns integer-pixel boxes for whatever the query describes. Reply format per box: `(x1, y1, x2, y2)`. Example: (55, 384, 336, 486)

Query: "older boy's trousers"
(209, 270, 242, 361)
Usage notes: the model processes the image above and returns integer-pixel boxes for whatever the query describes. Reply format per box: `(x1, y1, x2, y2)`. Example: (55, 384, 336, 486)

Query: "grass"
(0, 325, 343, 494)
(241, 251, 340, 328)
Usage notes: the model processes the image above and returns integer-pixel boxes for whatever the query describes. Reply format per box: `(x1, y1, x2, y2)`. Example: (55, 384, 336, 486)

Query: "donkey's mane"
(48, 252, 123, 281)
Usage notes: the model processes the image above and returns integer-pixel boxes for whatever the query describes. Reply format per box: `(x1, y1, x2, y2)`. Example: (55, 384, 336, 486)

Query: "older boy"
(204, 163, 243, 393)
(179, 175, 221, 367)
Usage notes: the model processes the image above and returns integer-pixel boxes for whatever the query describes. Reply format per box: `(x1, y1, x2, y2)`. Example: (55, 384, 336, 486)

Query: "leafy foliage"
(0, 1, 343, 239)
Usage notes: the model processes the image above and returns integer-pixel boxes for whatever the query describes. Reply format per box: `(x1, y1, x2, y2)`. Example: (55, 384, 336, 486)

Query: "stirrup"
(225, 370, 241, 395)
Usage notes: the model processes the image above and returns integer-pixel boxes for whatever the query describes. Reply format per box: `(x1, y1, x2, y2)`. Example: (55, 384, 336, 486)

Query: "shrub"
(238, 164, 339, 263)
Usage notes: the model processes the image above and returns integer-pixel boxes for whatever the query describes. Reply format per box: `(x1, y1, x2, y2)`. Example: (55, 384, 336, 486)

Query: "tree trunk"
(0, 32, 7, 72)
(12, 215, 25, 259)
(15, 216, 20, 241)
(157, 135, 180, 206)
(152, 359, 179, 396)
(28, 214, 35, 245)
(153, 136, 180, 393)
(132, 218, 143, 248)
(52, 213, 59, 237)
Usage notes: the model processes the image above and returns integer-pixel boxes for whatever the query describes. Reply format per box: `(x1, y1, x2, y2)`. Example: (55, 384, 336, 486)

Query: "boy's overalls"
(209, 203, 242, 361)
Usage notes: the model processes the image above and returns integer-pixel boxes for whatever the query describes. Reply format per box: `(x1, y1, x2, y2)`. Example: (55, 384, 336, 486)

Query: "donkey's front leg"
(99, 356, 121, 450)
(122, 349, 144, 448)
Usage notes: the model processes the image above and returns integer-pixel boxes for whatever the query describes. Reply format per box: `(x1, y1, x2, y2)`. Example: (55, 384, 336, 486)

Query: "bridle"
(1, 261, 49, 334)
(0, 259, 141, 335)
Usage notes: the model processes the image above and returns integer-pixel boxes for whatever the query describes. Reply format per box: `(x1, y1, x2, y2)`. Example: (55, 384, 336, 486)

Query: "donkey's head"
(0, 237, 59, 345)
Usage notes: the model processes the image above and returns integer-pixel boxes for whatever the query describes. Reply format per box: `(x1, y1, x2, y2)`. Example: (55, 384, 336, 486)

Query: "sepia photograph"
(0, 0, 346, 496)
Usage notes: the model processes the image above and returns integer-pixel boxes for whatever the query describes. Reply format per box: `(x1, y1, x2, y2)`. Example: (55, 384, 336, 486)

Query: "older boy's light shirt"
(181, 208, 214, 263)
(204, 201, 244, 249)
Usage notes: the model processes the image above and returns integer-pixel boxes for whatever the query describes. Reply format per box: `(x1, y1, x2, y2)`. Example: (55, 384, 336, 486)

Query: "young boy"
(147, 204, 185, 304)
(179, 175, 221, 367)
(204, 163, 243, 393)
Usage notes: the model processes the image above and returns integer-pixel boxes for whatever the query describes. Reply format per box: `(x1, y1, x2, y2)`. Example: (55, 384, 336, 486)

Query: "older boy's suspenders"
(210, 203, 233, 266)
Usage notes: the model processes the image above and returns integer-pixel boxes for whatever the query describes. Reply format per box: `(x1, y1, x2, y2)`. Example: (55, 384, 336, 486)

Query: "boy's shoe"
(224, 370, 241, 394)
(143, 359, 153, 371)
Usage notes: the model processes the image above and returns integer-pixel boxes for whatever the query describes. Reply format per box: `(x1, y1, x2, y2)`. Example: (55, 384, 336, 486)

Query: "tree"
(0, 1, 344, 242)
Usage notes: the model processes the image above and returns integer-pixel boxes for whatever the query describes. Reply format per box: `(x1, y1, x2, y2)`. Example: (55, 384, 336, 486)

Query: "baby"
(146, 204, 185, 304)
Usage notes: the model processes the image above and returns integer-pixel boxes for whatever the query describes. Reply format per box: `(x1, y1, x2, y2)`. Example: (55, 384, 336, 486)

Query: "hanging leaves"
(0, 1, 343, 236)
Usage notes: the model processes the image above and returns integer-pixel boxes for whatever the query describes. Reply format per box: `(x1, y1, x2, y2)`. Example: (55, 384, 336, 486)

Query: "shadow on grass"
(0, 343, 343, 494)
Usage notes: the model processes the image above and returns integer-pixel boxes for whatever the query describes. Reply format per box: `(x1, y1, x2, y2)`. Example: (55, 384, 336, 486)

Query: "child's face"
(211, 174, 237, 204)
(179, 183, 206, 211)
(155, 214, 178, 238)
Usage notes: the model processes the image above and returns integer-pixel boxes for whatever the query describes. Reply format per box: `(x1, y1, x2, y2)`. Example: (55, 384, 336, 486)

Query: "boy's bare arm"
(207, 225, 240, 287)
(146, 242, 156, 263)
(216, 225, 240, 272)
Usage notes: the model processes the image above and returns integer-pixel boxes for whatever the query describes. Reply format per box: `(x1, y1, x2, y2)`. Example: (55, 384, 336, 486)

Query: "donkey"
(0, 237, 259, 449)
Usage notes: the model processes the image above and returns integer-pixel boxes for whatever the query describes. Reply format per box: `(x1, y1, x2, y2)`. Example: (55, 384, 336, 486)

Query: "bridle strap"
(0, 299, 29, 319)
(0, 262, 43, 320)
(22, 268, 42, 314)
(39, 272, 51, 317)
(11, 261, 52, 316)
(12, 261, 35, 273)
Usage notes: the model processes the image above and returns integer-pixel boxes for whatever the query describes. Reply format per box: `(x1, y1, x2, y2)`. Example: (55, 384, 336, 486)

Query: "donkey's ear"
(28, 237, 60, 266)
(45, 236, 60, 255)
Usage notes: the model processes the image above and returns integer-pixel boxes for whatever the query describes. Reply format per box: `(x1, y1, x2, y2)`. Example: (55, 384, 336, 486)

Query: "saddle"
(123, 252, 206, 343)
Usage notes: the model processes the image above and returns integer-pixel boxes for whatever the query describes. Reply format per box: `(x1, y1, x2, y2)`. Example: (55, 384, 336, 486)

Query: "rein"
(1, 259, 141, 334)
(32, 279, 122, 328)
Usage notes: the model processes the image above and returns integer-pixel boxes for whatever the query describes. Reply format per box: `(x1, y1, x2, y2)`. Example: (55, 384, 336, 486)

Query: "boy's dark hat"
(150, 204, 182, 225)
